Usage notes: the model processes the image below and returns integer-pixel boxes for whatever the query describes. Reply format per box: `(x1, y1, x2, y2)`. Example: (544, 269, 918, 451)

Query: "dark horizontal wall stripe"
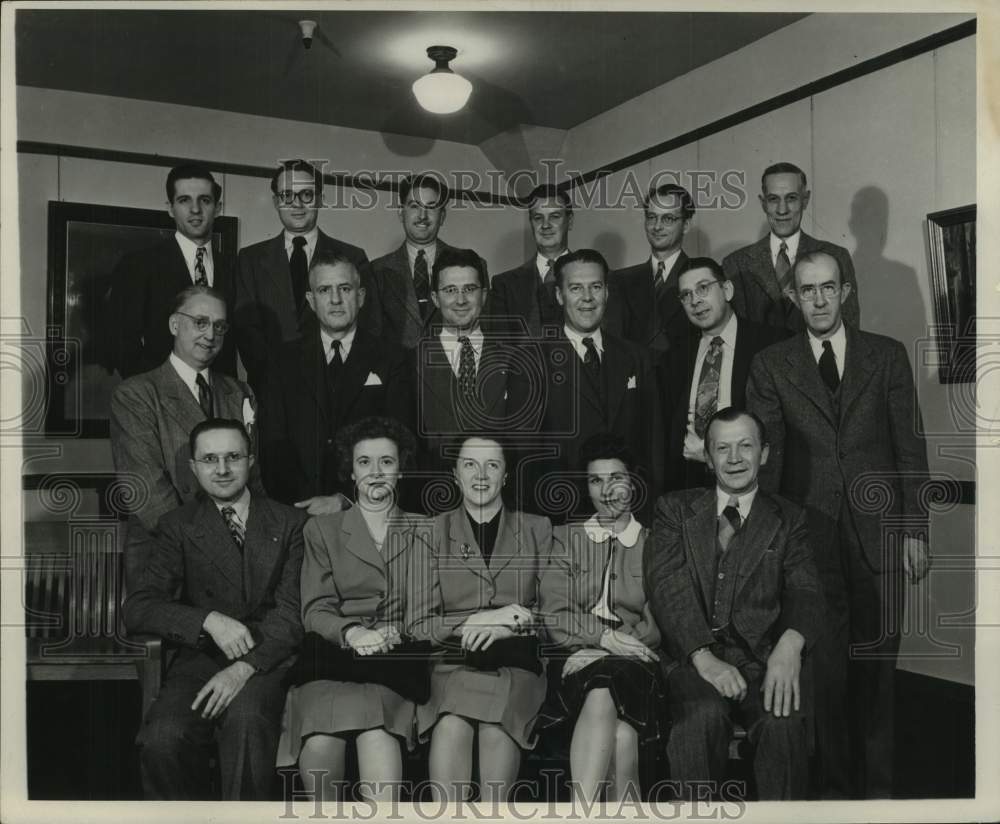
(565, 18, 976, 189)
(16, 140, 519, 207)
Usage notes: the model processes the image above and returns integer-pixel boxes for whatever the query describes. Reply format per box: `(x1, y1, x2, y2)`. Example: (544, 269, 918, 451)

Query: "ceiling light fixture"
(412, 45, 472, 115)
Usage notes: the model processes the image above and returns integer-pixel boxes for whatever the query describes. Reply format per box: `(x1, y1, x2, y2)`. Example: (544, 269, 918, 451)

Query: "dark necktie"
(775, 241, 792, 294)
(413, 250, 431, 320)
(195, 373, 213, 418)
(819, 339, 840, 392)
(194, 246, 208, 287)
(290, 236, 309, 316)
(221, 506, 245, 551)
(717, 497, 741, 553)
(653, 259, 667, 302)
(543, 258, 557, 299)
(457, 335, 476, 397)
(582, 335, 601, 383)
(693, 336, 724, 438)
(327, 339, 343, 385)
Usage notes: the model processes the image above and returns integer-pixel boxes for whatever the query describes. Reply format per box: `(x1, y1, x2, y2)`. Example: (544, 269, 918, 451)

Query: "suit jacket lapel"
(602, 336, 630, 427)
(686, 490, 718, 610)
(568, 338, 604, 418)
(419, 336, 455, 422)
(242, 496, 286, 606)
(341, 505, 387, 574)
(387, 244, 425, 345)
(733, 493, 781, 591)
(158, 362, 209, 440)
(731, 318, 753, 403)
(189, 498, 245, 595)
(750, 236, 783, 303)
(838, 325, 876, 426)
(486, 508, 522, 577)
(520, 263, 542, 335)
(477, 338, 507, 417)
(658, 251, 688, 332)
(451, 510, 492, 586)
(302, 333, 331, 425)
(266, 233, 297, 326)
(336, 330, 375, 420)
(784, 334, 836, 425)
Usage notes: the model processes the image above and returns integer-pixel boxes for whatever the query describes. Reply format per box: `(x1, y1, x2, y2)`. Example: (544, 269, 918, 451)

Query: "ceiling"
(16, 9, 807, 147)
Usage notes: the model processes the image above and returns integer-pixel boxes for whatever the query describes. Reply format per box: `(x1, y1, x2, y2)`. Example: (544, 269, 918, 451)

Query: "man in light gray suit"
(110, 285, 264, 533)
(746, 250, 930, 798)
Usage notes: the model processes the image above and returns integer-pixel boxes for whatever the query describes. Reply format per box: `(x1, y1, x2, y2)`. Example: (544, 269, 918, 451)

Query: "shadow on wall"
(591, 231, 626, 271)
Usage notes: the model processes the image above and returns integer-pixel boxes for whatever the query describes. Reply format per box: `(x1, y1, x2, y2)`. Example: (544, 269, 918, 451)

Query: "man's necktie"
(195, 373, 213, 418)
(328, 339, 343, 385)
(543, 258, 557, 298)
(221, 506, 245, 551)
(458, 335, 476, 397)
(717, 497, 741, 553)
(654, 259, 667, 302)
(819, 339, 840, 392)
(290, 236, 308, 315)
(775, 241, 792, 294)
(413, 250, 431, 321)
(693, 336, 724, 438)
(582, 336, 601, 383)
(194, 246, 208, 287)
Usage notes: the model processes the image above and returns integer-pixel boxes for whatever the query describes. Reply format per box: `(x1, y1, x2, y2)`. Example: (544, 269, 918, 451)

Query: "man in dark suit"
(747, 250, 930, 798)
(645, 407, 822, 800)
(110, 164, 237, 377)
(659, 257, 787, 490)
(125, 418, 304, 800)
(724, 162, 860, 332)
(261, 250, 413, 514)
(234, 159, 374, 392)
(488, 184, 573, 339)
(605, 182, 694, 355)
(110, 286, 264, 534)
(535, 249, 662, 521)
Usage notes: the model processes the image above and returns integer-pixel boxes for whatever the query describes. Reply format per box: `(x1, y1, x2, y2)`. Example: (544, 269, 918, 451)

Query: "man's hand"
(691, 647, 747, 700)
(682, 431, 707, 463)
(762, 630, 804, 717)
(191, 661, 255, 719)
(562, 648, 610, 679)
(903, 536, 931, 583)
(461, 623, 516, 651)
(599, 629, 660, 664)
(344, 626, 391, 656)
(202, 612, 255, 660)
(294, 494, 351, 516)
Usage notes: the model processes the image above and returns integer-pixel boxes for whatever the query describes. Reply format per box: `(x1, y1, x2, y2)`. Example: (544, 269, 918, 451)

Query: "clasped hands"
(562, 629, 659, 679)
(459, 604, 533, 651)
(344, 624, 402, 656)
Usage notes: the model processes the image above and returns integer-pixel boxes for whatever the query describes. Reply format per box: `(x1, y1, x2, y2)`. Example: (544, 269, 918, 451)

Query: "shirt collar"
(406, 241, 436, 271)
(650, 249, 681, 280)
(284, 227, 319, 254)
(563, 325, 603, 357)
(770, 230, 801, 263)
(215, 488, 251, 524)
(716, 486, 758, 521)
(169, 352, 210, 396)
(703, 310, 738, 345)
(321, 326, 356, 360)
(536, 249, 569, 280)
(583, 513, 642, 548)
(439, 324, 484, 347)
(174, 232, 211, 272)
(807, 321, 847, 366)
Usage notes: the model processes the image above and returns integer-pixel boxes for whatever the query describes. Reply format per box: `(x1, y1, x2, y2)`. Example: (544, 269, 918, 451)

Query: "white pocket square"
(364, 372, 383, 386)
(626, 375, 637, 389)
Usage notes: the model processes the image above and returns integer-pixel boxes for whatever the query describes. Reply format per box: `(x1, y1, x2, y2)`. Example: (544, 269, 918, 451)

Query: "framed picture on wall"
(45, 201, 238, 438)
(926, 204, 976, 385)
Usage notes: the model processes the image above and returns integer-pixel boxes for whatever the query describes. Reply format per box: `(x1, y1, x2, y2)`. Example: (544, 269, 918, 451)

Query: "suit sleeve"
(774, 505, 823, 651)
(234, 248, 268, 390)
(746, 352, 785, 494)
(242, 510, 306, 672)
(886, 340, 930, 532)
(300, 519, 356, 645)
(723, 253, 748, 321)
(644, 495, 715, 662)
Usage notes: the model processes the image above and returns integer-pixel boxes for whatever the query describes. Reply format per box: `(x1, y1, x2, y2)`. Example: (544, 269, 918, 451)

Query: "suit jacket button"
(718, 573, 725, 579)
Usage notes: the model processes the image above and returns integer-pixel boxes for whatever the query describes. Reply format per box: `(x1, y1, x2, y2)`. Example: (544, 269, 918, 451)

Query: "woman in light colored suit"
(538, 433, 664, 802)
(276, 417, 430, 801)
(406, 435, 552, 802)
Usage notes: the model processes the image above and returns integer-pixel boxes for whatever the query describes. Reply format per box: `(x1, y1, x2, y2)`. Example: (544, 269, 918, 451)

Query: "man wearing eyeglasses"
(111, 285, 265, 534)
(125, 417, 304, 800)
(746, 251, 930, 799)
(110, 164, 238, 378)
(659, 258, 787, 491)
(604, 182, 695, 356)
(234, 159, 374, 392)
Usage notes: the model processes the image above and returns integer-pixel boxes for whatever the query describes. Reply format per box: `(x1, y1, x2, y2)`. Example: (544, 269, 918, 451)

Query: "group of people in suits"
(110, 157, 930, 803)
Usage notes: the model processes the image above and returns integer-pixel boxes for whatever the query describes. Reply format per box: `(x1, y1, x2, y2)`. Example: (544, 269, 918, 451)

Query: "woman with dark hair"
(406, 434, 552, 802)
(276, 416, 430, 801)
(538, 432, 664, 802)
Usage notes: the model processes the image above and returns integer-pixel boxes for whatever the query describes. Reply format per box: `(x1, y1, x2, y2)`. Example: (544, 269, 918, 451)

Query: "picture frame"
(45, 201, 239, 438)
(925, 204, 976, 384)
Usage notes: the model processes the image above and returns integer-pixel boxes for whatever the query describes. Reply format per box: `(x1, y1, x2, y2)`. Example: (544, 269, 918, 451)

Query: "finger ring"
(513, 614, 520, 622)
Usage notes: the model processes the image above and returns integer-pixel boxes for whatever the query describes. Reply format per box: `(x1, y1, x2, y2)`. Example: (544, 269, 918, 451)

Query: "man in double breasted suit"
(724, 162, 860, 332)
(604, 182, 694, 356)
(261, 250, 413, 513)
(110, 285, 263, 534)
(234, 159, 374, 392)
(124, 418, 304, 800)
(110, 164, 237, 377)
(747, 250, 930, 798)
(645, 408, 822, 800)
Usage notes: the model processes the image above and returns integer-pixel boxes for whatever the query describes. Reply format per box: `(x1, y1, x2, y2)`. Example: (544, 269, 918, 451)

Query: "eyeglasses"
(175, 311, 229, 335)
(193, 452, 249, 467)
(276, 189, 318, 206)
(678, 280, 721, 304)
(645, 213, 685, 227)
(797, 283, 841, 302)
(437, 285, 483, 298)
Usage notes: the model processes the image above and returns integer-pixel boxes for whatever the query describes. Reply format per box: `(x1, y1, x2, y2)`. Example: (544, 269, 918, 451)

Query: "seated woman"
(538, 433, 664, 803)
(276, 416, 430, 802)
(406, 435, 553, 802)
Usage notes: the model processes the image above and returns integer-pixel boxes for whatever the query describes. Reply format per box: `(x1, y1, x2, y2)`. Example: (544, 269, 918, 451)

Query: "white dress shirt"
(584, 514, 642, 621)
(687, 313, 738, 431)
(564, 326, 604, 363)
(169, 352, 211, 405)
(407, 241, 437, 276)
(807, 322, 846, 379)
(320, 326, 356, 363)
(716, 485, 758, 522)
(769, 230, 801, 269)
(174, 232, 214, 286)
(439, 326, 484, 377)
(536, 250, 569, 282)
(650, 249, 682, 281)
(284, 228, 319, 263)
(215, 488, 251, 528)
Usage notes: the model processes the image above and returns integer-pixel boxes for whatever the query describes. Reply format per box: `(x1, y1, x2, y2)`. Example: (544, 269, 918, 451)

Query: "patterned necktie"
(194, 246, 208, 286)
(290, 236, 308, 315)
(582, 336, 601, 383)
(195, 373, 213, 418)
(221, 506, 245, 551)
(819, 339, 840, 392)
(413, 250, 431, 320)
(775, 241, 792, 294)
(457, 335, 477, 397)
(717, 496, 741, 553)
(327, 339, 343, 385)
(693, 336, 724, 438)
(654, 259, 667, 301)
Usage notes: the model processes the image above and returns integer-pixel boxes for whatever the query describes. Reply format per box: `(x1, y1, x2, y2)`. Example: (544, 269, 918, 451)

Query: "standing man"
(489, 184, 573, 339)
(125, 418, 304, 800)
(747, 251, 930, 798)
(644, 407, 822, 800)
(659, 257, 787, 491)
(235, 159, 374, 392)
(110, 286, 263, 534)
(261, 251, 413, 514)
(724, 162, 860, 332)
(605, 182, 694, 355)
(111, 164, 237, 377)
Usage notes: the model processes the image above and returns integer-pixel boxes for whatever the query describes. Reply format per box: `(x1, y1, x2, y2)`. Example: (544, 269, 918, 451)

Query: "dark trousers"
(136, 650, 287, 800)
(665, 659, 809, 800)
(812, 508, 903, 799)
